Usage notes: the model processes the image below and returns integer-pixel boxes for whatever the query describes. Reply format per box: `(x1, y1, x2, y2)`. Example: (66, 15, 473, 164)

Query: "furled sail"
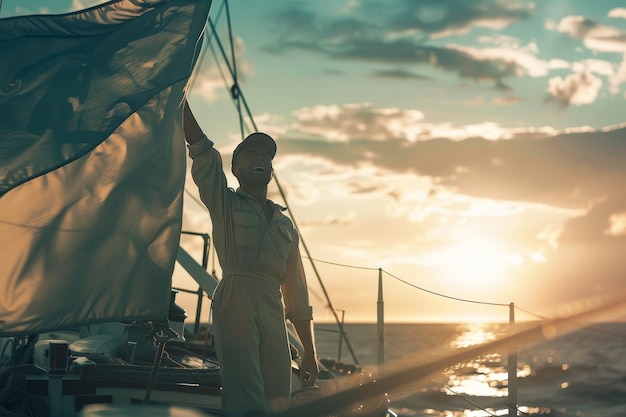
(0, 0, 212, 336)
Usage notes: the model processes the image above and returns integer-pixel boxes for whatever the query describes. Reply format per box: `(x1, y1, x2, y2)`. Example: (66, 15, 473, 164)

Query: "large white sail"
(0, 0, 212, 335)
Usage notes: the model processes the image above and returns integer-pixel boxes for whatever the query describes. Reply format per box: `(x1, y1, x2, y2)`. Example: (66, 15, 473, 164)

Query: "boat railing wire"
(298, 256, 524, 417)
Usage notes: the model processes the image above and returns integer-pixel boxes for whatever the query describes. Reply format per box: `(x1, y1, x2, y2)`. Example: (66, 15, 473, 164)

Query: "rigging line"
(513, 305, 626, 337)
(207, 16, 258, 132)
(515, 304, 626, 338)
(185, 1, 225, 98)
(204, 0, 225, 45)
(513, 305, 626, 339)
(207, 41, 230, 95)
(205, 12, 359, 364)
(303, 256, 380, 271)
(224, 0, 245, 141)
(382, 270, 509, 307)
(306, 254, 510, 307)
(514, 305, 549, 321)
(207, 37, 253, 135)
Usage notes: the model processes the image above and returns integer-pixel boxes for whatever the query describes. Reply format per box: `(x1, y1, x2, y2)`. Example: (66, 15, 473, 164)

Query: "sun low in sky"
(5, 0, 626, 323)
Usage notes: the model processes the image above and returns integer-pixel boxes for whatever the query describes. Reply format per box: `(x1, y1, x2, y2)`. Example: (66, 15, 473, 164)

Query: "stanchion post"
(508, 302, 518, 416)
(377, 268, 384, 376)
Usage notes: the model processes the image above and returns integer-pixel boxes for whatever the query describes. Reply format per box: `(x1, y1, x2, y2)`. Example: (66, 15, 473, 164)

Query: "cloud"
(556, 15, 626, 53)
(553, 15, 626, 97)
(358, 0, 534, 39)
(288, 103, 544, 142)
(277, 107, 626, 213)
(265, 1, 535, 89)
(546, 69, 602, 107)
(370, 69, 432, 80)
(265, 5, 626, 100)
(572, 59, 615, 77)
(446, 43, 554, 78)
(291, 103, 425, 142)
(608, 8, 626, 19)
(611, 56, 626, 94)
(605, 212, 626, 236)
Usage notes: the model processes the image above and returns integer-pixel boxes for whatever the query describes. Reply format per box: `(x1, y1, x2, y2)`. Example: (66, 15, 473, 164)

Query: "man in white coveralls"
(182, 101, 319, 415)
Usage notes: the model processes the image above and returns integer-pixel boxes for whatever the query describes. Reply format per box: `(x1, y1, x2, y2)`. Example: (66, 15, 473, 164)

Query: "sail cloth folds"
(0, 0, 212, 336)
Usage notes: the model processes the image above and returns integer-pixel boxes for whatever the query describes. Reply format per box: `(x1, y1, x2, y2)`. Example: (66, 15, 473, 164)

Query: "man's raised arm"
(182, 100, 204, 145)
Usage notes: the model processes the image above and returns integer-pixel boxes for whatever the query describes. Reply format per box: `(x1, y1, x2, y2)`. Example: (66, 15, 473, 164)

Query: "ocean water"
(313, 322, 626, 417)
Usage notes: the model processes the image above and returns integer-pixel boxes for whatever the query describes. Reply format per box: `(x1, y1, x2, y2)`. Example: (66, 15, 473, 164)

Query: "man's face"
(232, 143, 273, 185)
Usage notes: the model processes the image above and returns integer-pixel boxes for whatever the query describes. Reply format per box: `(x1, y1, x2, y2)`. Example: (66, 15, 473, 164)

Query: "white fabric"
(0, 0, 212, 336)
(212, 275, 292, 414)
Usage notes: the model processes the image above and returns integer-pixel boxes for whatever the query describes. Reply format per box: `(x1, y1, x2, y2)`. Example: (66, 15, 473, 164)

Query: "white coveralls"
(188, 137, 313, 415)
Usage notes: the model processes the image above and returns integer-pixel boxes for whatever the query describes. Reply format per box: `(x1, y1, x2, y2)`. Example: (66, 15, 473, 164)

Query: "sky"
(4, 0, 626, 324)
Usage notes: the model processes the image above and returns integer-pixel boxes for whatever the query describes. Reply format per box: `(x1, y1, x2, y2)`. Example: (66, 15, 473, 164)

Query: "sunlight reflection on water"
(316, 322, 626, 416)
(444, 323, 509, 398)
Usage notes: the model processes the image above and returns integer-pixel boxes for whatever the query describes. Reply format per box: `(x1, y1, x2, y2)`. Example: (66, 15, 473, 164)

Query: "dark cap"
(232, 132, 277, 165)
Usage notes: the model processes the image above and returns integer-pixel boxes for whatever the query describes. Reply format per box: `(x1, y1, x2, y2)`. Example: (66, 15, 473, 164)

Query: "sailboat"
(0, 1, 393, 416)
(0, 277, 393, 417)
(3, 2, 625, 417)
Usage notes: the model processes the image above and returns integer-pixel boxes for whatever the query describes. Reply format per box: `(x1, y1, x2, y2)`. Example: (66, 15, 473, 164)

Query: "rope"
(514, 305, 549, 320)
(383, 269, 509, 307)
(185, 0, 225, 96)
(207, 17, 258, 132)
(224, 0, 245, 142)
(304, 257, 380, 271)
(307, 256, 509, 307)
(308, 254, 626, 330)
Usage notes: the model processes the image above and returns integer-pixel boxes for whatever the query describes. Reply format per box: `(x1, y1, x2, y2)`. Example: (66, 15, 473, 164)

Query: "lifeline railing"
(305, 257, 519, 416)
(271, 290, 626, 417)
